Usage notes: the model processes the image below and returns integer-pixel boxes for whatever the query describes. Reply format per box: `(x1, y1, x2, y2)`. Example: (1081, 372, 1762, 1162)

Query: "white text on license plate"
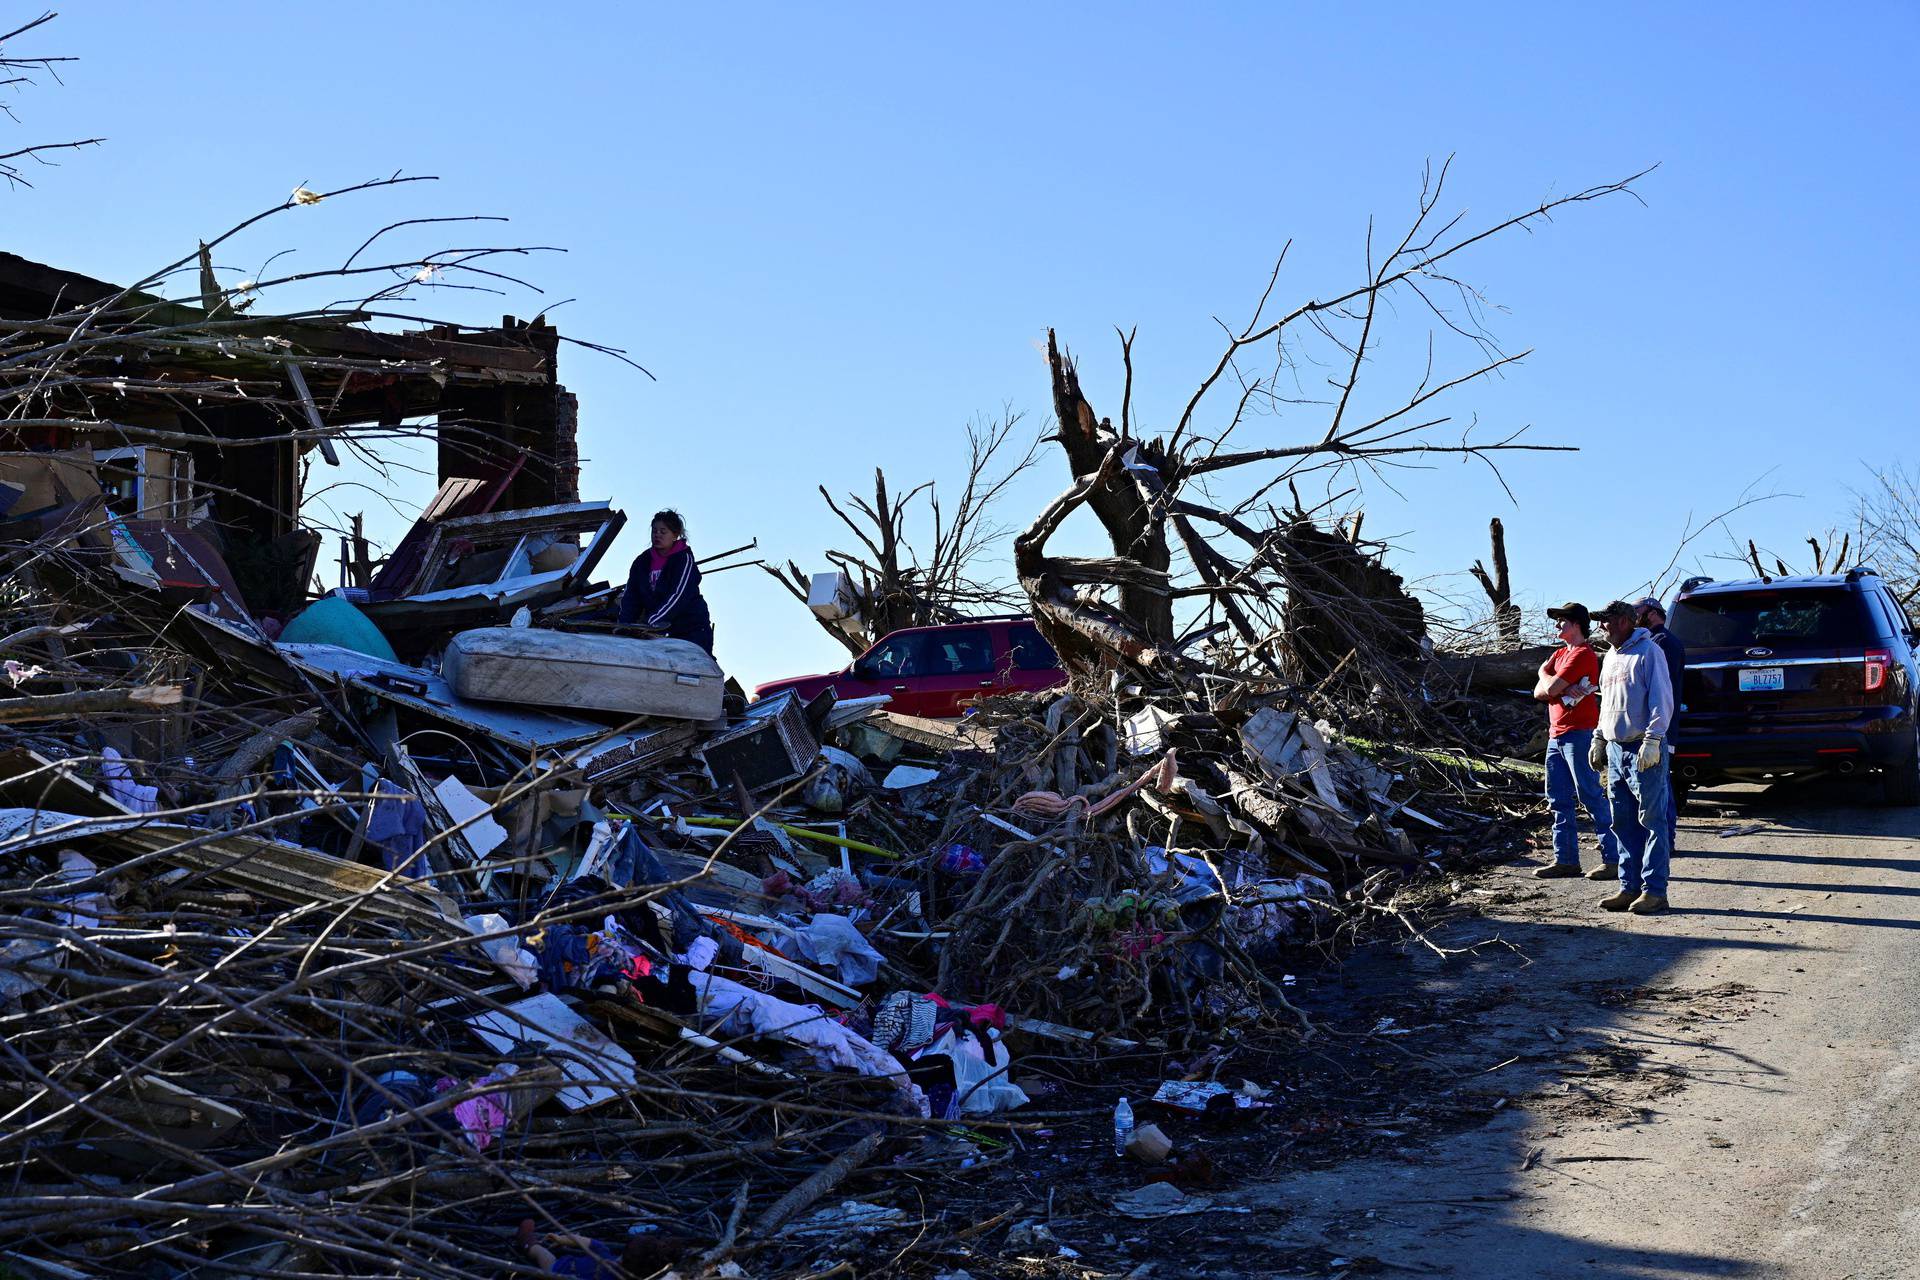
(1739, 666, 1785, 692)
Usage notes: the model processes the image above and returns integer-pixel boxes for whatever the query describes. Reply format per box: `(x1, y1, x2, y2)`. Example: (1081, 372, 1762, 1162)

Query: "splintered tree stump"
(1469, 516, 1522, 649)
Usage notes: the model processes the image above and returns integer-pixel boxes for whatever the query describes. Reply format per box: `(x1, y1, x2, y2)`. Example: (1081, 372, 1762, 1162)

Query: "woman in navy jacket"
(618, 509, 714, 653)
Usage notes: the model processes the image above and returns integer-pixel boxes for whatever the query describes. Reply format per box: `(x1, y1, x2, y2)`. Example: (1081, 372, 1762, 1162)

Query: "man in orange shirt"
(1532, 603, 1620, 879)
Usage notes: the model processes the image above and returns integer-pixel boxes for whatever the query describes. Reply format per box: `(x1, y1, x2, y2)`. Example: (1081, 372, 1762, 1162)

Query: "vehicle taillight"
(1865, 648, 1891, 692)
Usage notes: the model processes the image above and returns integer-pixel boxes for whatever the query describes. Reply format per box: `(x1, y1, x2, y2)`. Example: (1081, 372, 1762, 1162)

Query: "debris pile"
(0, 188, 1585, 1273)
(0, 464, 1542, 1275)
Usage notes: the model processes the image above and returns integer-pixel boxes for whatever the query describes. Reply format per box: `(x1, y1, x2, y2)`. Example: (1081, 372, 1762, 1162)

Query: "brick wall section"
(553, 386, 580, 506)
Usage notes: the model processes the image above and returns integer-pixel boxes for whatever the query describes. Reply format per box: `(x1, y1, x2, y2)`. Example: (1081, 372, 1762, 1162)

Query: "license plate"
(1738, 666, 1785, 692)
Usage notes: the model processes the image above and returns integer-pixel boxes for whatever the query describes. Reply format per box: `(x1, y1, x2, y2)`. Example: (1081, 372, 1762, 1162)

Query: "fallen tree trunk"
(1428, 645, 1557, 692)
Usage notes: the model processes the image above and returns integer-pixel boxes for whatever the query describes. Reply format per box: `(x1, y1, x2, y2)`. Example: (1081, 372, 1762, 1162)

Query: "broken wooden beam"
(0, 684, 183, 723)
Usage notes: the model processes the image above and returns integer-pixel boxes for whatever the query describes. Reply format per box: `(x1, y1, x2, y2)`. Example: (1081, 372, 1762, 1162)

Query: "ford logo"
(1746, 647, 1773, 657)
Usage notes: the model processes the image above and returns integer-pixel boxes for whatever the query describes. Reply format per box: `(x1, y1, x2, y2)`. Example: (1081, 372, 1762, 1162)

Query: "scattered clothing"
(789, 914, 884, 985)
(99, 747, 157, 813)
(530, 923, 624, 993)
(437, 1070, 515, 1152)
(365, 778, 427, 875)
(693, 970, 927, 1115)
(871, 990, 943, 1056)
(465, 913, 538, 989)
(920, 1025, 1029, 1117)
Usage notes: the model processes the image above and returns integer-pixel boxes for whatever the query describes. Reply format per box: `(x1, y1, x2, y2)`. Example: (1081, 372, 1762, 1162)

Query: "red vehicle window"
(863, 631, 928, 677)
(933, 629, 994, 674)
(1009, 624, 1058, 671)
(863, 628, 995, 677)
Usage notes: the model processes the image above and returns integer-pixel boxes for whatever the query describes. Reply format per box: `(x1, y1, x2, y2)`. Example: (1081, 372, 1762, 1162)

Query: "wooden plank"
(284, 363, 340, 466)
(111, 825, 464, 932)
(0, 802, 460, 934)
(870, 710, 995, 753)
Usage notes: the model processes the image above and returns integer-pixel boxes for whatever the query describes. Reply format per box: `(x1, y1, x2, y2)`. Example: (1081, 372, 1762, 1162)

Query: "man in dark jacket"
(618, 510, 714, 653)
(1635, 595, 1686, 853)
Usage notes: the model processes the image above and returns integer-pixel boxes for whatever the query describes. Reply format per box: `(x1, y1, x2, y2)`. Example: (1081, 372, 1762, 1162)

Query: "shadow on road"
(1238, 914, 1803, 1277)
(1688, 774, 1907, 834)
(1201, 780, 1915, 1277)
(1681, 906, 1920, 930)
(1685, 874, 1920, 896)
(1704, 848, 1920, 873)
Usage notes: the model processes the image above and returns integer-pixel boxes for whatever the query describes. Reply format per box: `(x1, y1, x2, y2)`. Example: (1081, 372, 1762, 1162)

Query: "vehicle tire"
(1883, 722, 1920, 807)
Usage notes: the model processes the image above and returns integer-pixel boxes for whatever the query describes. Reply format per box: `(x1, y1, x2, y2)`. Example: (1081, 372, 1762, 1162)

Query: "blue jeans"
(1607, 739, 1672, 897)
(1545, 729, 1617, 868)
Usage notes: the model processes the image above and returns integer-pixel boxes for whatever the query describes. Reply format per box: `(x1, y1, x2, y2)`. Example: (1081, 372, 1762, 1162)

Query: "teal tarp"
(278, 595, 398, 663)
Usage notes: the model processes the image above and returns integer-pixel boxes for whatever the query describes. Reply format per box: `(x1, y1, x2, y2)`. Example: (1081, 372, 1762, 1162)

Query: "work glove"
(1589, 734, 1608, 772)
(1637, 734, 1664, 773)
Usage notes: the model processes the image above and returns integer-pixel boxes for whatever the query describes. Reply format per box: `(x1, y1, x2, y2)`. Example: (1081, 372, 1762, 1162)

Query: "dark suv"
(1667, 569, 1920, 804)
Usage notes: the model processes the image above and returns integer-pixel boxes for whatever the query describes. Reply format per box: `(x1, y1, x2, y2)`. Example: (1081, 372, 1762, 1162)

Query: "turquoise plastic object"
(279, 595, 399, 662)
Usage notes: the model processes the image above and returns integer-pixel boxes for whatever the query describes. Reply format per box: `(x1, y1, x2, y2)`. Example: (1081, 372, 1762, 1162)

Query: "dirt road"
(1233, 780, 1920, 1279)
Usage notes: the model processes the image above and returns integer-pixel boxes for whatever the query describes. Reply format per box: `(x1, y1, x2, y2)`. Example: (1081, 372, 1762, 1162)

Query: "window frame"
(929, 627, 995, 676)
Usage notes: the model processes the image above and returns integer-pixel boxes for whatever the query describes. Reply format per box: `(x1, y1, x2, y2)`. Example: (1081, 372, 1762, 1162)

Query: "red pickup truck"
(752, 616, 1066, 719)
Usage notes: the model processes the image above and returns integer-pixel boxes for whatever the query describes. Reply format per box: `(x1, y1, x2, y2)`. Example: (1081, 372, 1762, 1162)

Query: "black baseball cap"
(1594, 600, 1638, 622)
(1546, 602, 1591, 628)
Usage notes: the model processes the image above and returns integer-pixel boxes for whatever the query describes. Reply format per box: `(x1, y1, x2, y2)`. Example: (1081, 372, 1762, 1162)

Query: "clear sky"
(10, 3, 1917, 683)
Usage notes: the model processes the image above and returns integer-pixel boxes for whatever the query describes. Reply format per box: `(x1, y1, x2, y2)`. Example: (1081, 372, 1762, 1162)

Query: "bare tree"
(1018, 160, 1653, 681)
(763, 411, 1041, 655)
(1467, 516, 1521, 648)
(1735, 464, 1920, 608)
(1852, 463, 1920, 606)
(1, 12, 102, 189)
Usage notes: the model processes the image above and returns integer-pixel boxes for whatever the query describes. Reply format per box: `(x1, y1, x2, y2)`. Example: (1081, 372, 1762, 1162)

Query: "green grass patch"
(1331, 732, 1541, 777)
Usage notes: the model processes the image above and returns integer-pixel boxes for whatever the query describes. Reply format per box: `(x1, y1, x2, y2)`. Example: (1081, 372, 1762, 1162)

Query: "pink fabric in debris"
(1014, 749, 1177, 820)
(435, 1073, 513, 1152)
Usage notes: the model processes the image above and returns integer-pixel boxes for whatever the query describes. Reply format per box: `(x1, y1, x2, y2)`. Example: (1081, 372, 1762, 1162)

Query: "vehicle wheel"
(1884, 722, 1920, 807)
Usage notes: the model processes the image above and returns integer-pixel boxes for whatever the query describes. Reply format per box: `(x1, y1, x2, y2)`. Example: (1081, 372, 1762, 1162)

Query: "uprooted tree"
(763, 412, 1040, 655)
(1017, 160, 1652, 693)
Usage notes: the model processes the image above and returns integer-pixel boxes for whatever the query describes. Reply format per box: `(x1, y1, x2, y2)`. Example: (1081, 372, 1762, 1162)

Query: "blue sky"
(11, 3, 1916, 683)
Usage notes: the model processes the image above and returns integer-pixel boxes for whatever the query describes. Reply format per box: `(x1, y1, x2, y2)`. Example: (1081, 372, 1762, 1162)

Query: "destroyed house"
(0, 250, 582, 618)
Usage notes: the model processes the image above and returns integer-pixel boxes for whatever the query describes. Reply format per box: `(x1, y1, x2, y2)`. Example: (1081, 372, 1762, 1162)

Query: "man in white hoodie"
(1591, 600, 1677, 914)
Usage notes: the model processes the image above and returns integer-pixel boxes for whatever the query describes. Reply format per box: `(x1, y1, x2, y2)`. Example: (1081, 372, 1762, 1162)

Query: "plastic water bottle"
(1113, 1096, 1134, 1156)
